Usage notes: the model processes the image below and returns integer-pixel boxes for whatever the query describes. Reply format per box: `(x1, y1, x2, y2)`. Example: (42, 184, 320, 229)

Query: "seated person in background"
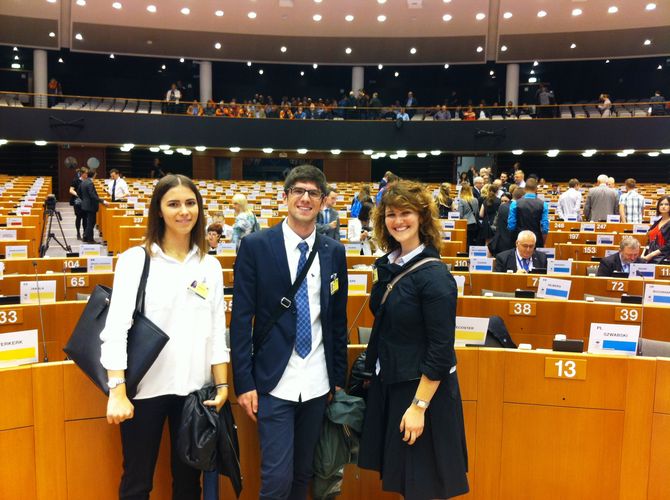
(396, 107, 410, 121)
(494, 230, 548, 273)
(347, 201, 374, 255)
(206, 222, 223, 253)
(186, 99, 203, 116)
(434, 105, 451, 120)
(294, 106, 307, 119)
(463, 106, 476, 120)
(203, 99, 217, 116)
(596, 237, 644, 277)
(279, 103, 294, 120)
(643, 195, 670, 263)
(504, 101, 518, 118)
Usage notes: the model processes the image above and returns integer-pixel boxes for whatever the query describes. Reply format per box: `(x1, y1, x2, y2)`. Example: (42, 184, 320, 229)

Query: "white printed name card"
(547, 259, 572, 275)
(79, 244, 104, 257)
(588, 323, 639, 356)
(597, 234, 614, 245)
(536, 277, 571, 300)
(629, 263, 656, 278)
(217, 243, 236, 256)
(469, 257, 494, 272)
(443, 231, 452, 241)
(126, 197, 138, 204)
(0, 229, 17, 240)
(633, 224, 649, 234)
(260, 209, 274, 218)
(348, 274, 368, 295)
(448, 212, 460, 220)
(565, 214, 578, 222)
(344, 243, 362, 256)
(6, 217, 22, 226)
(261, 199, 272, 206)
(580, 222, 595, 232)
(223, 209, 235, 217)
(455, 316, 490, 346)
(5, 245, 28, 259)
(536, 247, 556, 259)
(605, 249, 619, 257)
(644, 284, 670, 306)
(469, 246, 489, 258)
(442, 220, 456, 230)
(20, 280, 57, 304)
(0, 329, 38, 368)
(87, 256, 113, 273)
(606, 215, 621, 223)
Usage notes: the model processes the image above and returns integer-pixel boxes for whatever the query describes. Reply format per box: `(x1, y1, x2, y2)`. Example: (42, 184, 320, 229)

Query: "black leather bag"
(63, 248, 170, 398)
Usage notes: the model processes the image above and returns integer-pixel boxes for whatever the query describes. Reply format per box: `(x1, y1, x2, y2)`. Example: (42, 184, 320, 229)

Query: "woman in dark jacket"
(487, 191, 515, 256)
(358, 181, 469, 500)
(643, 195, 670, 263)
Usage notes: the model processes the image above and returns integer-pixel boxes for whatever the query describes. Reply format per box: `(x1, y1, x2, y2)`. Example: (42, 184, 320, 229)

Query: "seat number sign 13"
(545, 357, 587, 380)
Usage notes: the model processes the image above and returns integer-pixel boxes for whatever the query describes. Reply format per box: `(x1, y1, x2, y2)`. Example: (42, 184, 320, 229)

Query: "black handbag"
(63, 247, 170, 398)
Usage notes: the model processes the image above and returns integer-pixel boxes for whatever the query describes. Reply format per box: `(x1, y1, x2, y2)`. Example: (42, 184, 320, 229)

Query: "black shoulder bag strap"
(133, 247, 151, 317)
(252, 235, 320, 353)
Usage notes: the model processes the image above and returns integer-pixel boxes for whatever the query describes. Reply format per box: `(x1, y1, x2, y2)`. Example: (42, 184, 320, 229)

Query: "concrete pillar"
(199, 61, 212, 104)
(352, 66, 364, 93)
(33, 49, 48, 108)
(505, 63, 519, 106)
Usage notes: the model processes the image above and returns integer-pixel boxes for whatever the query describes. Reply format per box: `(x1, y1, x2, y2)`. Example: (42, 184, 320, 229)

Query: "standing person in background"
(556, 178, 582, 221)
(435, 182, 455, 218)
(598, 94, 612, 117)
(231, 165, 348, 500)
(376, 172, 399, 206)
(649, 90, 666, 116)
(643, 196, 670, 263)
(101, 174, 229, 500)
(457, 182, 480, 249)
(150, 158, 166, 179)
(359, 180, 469, 500)
(316, 187, 341, 241)
(350, 185, 372, 218)
(507, 178, 548, 247)
(108, 168, 130, 203)
(536, 84, 554, 118)
(231, 193, 260, 251)
(619, 178, 645, 224)
(69, 167, 85, 240)
(479, 185, 501, 245)
(164, 83, 181, 114)
(584, 174, 619, 222)
(79, 167, 108, 244)
(513, 169, 526, 189)
(488, 191, 515, 255)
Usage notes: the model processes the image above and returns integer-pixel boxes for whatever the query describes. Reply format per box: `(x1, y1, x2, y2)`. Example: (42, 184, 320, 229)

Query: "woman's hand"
(204, 387, 228, 413)
(107, 392, 134, 424)
(399, 405, 425, 445)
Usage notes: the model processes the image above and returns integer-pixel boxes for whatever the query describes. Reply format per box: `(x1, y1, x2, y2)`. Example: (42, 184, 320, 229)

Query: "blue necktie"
(295, 241, 312, 358)
(523, 259, 530, 272)
(323, 210, 329, 224)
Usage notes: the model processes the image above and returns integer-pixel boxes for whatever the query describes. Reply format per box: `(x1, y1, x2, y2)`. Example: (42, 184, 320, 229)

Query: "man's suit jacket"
(230, 223, 348, 396)
(494, 248, 548, 273)
(596, 252, 645, 277)
(79, 178, 102, 213)
(584, 185, 618, 222)
(316, 207, 341, 240)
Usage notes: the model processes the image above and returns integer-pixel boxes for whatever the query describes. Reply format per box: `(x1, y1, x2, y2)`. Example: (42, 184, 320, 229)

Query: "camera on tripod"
(45, 194, 57, 213)
(40, 194, 71, 256)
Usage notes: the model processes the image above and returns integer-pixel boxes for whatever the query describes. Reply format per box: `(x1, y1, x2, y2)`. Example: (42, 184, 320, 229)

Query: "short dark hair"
(625, 178, 636, 189)
(568, 178, 579, 188)
(207, 223, 223, 235)
(327, 185, 338, 195)
(283, 164, 327, 195)
(109, 168, 119, 176)
(144, 174, 207, 258)
(525, 178, 538, 192)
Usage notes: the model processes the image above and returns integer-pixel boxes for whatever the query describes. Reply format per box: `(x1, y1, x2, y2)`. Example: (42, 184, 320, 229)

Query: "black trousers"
(119, 395, 201, 500)
(83, 210, 97, 241)
(73, 204, 84, 234)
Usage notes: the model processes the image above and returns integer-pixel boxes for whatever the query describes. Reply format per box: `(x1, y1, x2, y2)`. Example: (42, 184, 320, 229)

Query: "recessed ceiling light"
(658, 64, 663, 70)
(300, 71, 304, 76)
(11, 63, 20, 69)
(262, 148, 273, 154)
(394, 71, 399, 77)
(247, 61, 252, 67)
(345, 47, 352, 54)
(501, 45, 508, 52)
(410, 47, 417, 55)
(528, 77, 537, 83)
(363, 149, 374, 155)
(608, 6, 618, 14)
(537, 10, 547, 17)
(533, 60, 539, 66)
(181, 7, 190, 15)
(345, 14, 354, 22)
(572, 8, 582, 16)
(215, 10, 223, 17)
(530, 70, 535, 75)
(159, 144, 170, 150)
(661, 149, 670, 154)
(313, 14, 322, 22)
(195, 146, 207, 152)
(377, 152, 387, 158)
(109, 53, 115, 59)
(644, 39, 652, 45)
(605, 59, 610, 63)
(443, 0, 451, 3)
(112, 2, 122, 9)
(258, 69, 264, 75)
(547, 149, 560, 157)
(230, 147, 241, 153)
(58, 57, 64, 63)
(47, 0, 56, 3)
(214, 42, 221, 49)
(297, 148, 308, 154)
(444, 63, 449, 69)
(377, 15, 387, 22)
(417, 152, 428, 158)
(476, 46, 483, 53)
(489, 70, 495, 76)
(430, 150, 441, 156)
(147, 5, 156, 13)
(280, 46, 287, 53)
(14, 55, 19, 60)
(179, 57, 185, 63)
(377, 0, 387, 4)
(149, 147, 160, 153)
(378, 64, 383, 70)
(570, 43, 577, 49)
(163, 150, 174, 155)
(512, 150, 524, 155)
(76, 0, 86, 6)
(49, 32, 56, 37)
(582, 149, 597, 157)
(475, 13, 486, 21)
(623, 149, 635, 155)
(75, 33, 83, 40)
(35, 140, 48, 146)
(161, 64, 166, 69)
(314, 0, 322, 3)
(442, 14, 452, 22)
(503, 12, 513, 19)
(247, 11, 256, 19)
(313, 63, 318, 69)
(331, 149, 341, 155)
(645, 3, 656, 11)
(648, 152, 660, 157)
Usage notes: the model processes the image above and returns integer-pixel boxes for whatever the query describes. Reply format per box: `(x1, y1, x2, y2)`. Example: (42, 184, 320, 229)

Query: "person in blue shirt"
(507, 177, 549, 247)
(376, 173, 399, 206)
(350, 185, 372, 218)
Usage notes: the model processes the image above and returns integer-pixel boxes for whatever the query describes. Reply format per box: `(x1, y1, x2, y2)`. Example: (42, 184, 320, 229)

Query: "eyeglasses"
(287, 187, 323, 199)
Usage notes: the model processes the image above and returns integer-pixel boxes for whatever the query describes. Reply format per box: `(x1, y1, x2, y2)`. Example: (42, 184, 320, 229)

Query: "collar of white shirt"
(150, 242, 200, 264)
(282, 219, 317, 253)
(389, 243, 426, 266)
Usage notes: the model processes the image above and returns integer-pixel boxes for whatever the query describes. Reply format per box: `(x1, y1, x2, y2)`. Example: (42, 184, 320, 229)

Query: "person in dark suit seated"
(494, 230, 547, 273)
(596, 237, 645, 277)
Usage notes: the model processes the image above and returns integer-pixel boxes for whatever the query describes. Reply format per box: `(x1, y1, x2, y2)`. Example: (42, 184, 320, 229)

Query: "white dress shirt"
(347, 218, 372, 255)
(557, 188, 582, 221)
(107, 177, 130, 200)
(270, 220, 329, 402)
(100, 244, 229, 399)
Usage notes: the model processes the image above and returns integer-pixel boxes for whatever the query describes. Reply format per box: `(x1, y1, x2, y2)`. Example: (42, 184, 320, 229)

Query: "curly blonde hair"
(372, 180, 443, 252)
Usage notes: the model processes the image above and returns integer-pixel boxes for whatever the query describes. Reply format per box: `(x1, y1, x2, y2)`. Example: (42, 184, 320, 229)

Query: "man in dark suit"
(596, 237, 645, 277)
(230, 165, 348, 500)
(494, 230, 548, 272)
(316, 186, 341, 240)
(78, 166, 106, 243)
(508, 177, 548, 247)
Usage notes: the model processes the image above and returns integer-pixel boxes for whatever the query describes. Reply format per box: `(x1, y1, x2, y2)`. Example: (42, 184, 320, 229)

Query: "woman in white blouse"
(348, 201, 374, 255)
(100, 174, 229, 499)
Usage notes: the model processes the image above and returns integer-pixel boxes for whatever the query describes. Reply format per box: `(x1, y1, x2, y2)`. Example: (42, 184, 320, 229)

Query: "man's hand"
(238, 390, 258, 422)
(329, 221, 338, 229)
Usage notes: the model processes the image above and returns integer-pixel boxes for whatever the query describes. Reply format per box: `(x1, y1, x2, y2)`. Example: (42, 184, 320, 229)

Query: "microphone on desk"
(32, 261, 49, 362)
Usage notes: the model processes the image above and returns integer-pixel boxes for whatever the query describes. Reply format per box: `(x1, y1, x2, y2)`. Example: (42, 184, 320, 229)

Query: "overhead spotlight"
(181, 7, 190, 15)
(195, 146, 207, 152)
(623, 149, 635, 155)
(616, 152, 628, 157)
(14, 55, 19, 60)
(417, 152, 428, 158)
(528, 77, 537, 83)
(297, 148, 308, 154)
(501, 45, 508, 52)
(645, 3, 656, 11)
(149, 147, 160, 152)
(489, 70, 495, 76)
(214, 42, 222, 49)
(262, 148, 273, 154)
(147, 5, 157, 13)
(378, 64, 383, 70)
(313, 14, 322, 22)
(247, 61, 252, 67)
(370, 154, 380, 160)
(331, 149, 341, 155)
(547, 149, 560, 157)
(605, 59, 610, 63)
(530, 70, 535, 74)
(58, 57, 64, 63)
(582, 149, 597, 157)
(75, 33, 83, 40)
(181, 149, 192, 156)
(159, 144, 170, 150)
(280, 46, 287, 53)
(444, 63, 450, 69)
(248, 11, 257, 19)
(512, 149, 524, 155)
(442, 14, 452, 22)
(300, 71, 305, 76)
(377, 15, 386, 22)
(12, 47, 17, 51)
(363, 149, 374, 155)
(258, 69, 264, 75)
(215, 10, 224, 17)
(397, 150, 407, 157)
(394, 72, 399, 77)
(377, 0, 387, 3)
(647, 152, 660, 157)
(533, 60, 539, 66)
(389, 154, 399, 160)
(120, 143, 134, 151)
(570, 43, 577, 49)
(660, 149, 670, 154)
(161, 64, 166, 69)
(313, 63, 318, 69)
(410, 47, 417, 55)
(475, 13, 486, 21)
(503, 12, 513, 19)
(112, 2, 122, 10)
(644, 39, 652, 46)
(49, 32, 56, 37)
(229, 147, 241, 153)
(572, 8, 582, 16)
(658, 64, 663, 70)
(34, 140, 48, 146)
(608, 6, 618, 14)
(537, 10, 547, 18)
(0, 139, 8, 146)
(345, 47, 352, 54)
(76, 0, 86, 5)
(377, 152, 387, 158)
(109, 54, 115, 59)
(476, 46, 483, 53)
(430, 150, 441, 156)
(345, 14, 354, 22)
(163, 149, 174, 155)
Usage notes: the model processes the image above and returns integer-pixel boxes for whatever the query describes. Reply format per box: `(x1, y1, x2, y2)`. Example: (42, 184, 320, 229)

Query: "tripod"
(40, 208, 72, 257)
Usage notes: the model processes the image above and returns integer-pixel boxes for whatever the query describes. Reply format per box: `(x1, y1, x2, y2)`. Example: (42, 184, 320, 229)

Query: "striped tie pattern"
(295, 241, 312, 358)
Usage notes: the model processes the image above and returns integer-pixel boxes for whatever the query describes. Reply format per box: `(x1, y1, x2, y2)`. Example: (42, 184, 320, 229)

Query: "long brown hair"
(144, 174, 207, 257)
(372, 180, 443, 253)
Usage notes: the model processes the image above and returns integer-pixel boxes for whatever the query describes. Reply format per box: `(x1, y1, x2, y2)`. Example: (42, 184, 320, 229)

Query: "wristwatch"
(412, 397, 430, 409)
(107, 377, 126, 390)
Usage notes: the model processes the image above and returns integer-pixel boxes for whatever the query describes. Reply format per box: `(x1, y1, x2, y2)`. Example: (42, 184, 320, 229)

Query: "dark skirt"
(358, 374, 469, 500)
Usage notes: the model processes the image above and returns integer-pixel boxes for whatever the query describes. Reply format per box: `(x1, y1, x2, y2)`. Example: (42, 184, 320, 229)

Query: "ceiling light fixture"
(247, 61, 252, 67)
(533, 60, 539, 66)
(658, 64, 663, 70)
(623, 149, 635, 155)
(378, 64, 383, 70)
(300, 71, 304, 76)
(363, 149, 374, 155)
(547, 149, 560, 157)
(161, 64, 166, 69)
(647, 152, 660, 157)
(0, 139, 9, 145)
(442, 14, 452, 22)
(389, 154, 399, 160)
(280, 46, 287, 52)
(570, 43, 577, 49)
(660, 149, 670, 154)
(378, 0, 387, 4)
(605, 59, 610, 63)
(11, 63, 20, 69)
(181, 7, 190, 15)
(248, 11, 257, 19)
(313, 63, 318, 69)
(331, 149, 341, 155)
(229, 147, 241, 153)
(49, 32, 56, 37)
(582, 149, 597, 157)
(214, 42, 221, 49)
(112, 2, 122, 9)
(262, 148, 273, 154)
(645, 3, 656, 11)
(476, 46, 483, 53)
(163, 150, 174, 155)
(608, 6, 618, 14)
(528, 77, 537, 83)
(512, 150, 524, 155)
(394, 71, 399, 77)
(501, 45, 508, 52)
(76, 0, 86, 5)
(195, 146, 207, 152)
(537, 10, 547, 18)
(345, 14, 354, 22)
(258, 69, 264, 75)
(503, 12, 513, 19)
(489, 70, 495, 76)
(444, 63, 449, 69)
(345, 47, 352, 54)
(572, 8, 582, 16)
(215, 10, 224, 17)
(159, 144, 170, 150)
(377, 152, 387, 158)
(430, 150, 441, 156)
(34, 140, 47, 146)
(58, 57, 64, 63)
(297, 148, 308, 154)
(149, 147, 160, 153)
(313, 14, 322, 22)
(644, 39, 652, 45)
(147, 5, 157, 13)
(109, 53, 115, 59)
(75, 33, 83, 40)
(47, 0, 56, 3)
(410, 47, 417, 55)
(179, 57, 185, 63)
(475, 13, 486, 21)
(417, 152, 428, 158)
(377, 15, 386, 22)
